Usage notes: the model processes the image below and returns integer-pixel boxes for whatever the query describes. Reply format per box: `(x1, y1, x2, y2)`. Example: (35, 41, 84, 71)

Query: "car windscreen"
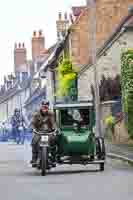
(60, 109, 90, 128)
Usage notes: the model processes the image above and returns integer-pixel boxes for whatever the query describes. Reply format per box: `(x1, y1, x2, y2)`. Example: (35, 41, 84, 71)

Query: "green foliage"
(121, 49, 133, 138)
(104, 115, 115, 127)
(56, 58, 77, 97)
(104, 115, 115, 140)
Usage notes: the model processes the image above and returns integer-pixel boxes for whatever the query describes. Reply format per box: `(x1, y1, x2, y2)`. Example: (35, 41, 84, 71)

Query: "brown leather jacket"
(31, 110, 56, 132)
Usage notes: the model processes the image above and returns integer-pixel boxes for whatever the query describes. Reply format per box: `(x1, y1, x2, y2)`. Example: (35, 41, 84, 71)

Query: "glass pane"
(61, 108, 90, 128)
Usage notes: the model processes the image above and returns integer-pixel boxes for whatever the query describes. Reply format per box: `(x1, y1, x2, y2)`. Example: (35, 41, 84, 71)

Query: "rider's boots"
(50, 146, 56, 167)
(30, 147, 38, 167)
(30, 153, 38, 165)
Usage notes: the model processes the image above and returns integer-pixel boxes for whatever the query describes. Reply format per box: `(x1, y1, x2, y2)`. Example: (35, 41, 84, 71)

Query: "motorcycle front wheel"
(41, 146, 48, 176)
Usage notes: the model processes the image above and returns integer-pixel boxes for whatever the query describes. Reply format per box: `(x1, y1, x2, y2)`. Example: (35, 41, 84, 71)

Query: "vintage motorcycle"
(32, 129, 57, 176)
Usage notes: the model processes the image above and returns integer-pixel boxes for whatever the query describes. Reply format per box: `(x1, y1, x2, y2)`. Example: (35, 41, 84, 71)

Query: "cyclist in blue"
(11, 108, 28, 144)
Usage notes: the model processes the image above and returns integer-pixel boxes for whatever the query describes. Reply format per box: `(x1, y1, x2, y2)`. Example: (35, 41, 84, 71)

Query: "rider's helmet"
(14, 108, 20, 113)
(41, 100, 49, 106)
(40, 100, 49, 113)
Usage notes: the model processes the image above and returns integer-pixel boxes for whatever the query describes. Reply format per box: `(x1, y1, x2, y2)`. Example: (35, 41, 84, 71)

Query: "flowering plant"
(56, 58, 77, 97)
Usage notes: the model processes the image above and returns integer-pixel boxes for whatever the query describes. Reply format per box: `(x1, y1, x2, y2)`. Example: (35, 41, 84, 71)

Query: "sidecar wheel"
(100, 163, 104, 171)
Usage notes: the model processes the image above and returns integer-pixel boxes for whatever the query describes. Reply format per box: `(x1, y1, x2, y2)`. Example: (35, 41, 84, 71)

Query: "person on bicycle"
(11, 108, 28, 143)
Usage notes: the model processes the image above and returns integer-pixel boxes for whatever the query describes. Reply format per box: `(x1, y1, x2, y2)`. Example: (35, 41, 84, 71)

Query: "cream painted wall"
(78, 31, 133, 101)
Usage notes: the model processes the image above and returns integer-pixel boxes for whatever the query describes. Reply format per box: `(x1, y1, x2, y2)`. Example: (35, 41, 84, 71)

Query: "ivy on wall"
(121, 49, 133, 138)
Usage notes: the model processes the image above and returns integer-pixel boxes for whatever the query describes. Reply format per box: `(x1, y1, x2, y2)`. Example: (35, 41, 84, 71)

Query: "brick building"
(68, 0, 133, 66)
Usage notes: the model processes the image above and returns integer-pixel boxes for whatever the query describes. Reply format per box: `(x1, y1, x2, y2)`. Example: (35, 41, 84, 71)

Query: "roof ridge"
(70, 7, 88, 29)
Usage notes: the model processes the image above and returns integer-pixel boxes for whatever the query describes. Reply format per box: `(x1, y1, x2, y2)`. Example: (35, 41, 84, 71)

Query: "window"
(61, 109, 90, 127)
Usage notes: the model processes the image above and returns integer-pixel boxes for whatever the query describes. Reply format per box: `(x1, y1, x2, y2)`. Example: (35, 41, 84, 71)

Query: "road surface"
(0, 142, 133, 200)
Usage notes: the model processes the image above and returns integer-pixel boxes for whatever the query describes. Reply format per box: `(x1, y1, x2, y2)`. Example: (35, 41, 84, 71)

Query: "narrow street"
(0, 142, 133, 200)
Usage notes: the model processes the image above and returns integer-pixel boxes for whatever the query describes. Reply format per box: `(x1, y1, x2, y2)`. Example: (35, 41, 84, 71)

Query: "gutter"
(107, 153, 133, 165)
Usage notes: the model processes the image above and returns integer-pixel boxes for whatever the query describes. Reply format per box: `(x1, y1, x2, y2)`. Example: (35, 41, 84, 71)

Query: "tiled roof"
(124, 16, 133, 28)
(70, 7, 88, 29)
(24, 87, 46, 107)
(72, 6, 86, 17)
(44, 33, 70, 71)
(0, 77, 32, 104)
(33, 43, 57, 78)
(0, 83, 19, 104)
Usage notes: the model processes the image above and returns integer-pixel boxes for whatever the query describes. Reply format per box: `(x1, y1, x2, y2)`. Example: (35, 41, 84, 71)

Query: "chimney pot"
(128, 5, 133, 14)
(39, 30, 43, 36)
(59, 12, 62, 20)
(33, 31, 36, 37)
(86, 0, 91, 6)
(64, 12, 67, 20)
(18, 43, 21, 48)
(70, 14, 74, 24)
(15, 43, 17, 49)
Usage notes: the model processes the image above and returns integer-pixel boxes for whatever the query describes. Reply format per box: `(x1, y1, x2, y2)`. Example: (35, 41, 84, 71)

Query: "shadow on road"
(48, 169, 99, 175)
(24, 168, 100, 177)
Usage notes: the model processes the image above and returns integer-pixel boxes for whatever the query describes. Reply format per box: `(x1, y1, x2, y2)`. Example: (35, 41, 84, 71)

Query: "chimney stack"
(31, 30, 45, 61)
(14, 42, 27, 74)
(56, 12, 69, 41)
(86, 0, 91, 6)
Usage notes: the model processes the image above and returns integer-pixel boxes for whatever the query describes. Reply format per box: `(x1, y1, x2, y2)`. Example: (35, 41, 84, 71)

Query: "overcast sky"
(0, 0, 86, 83)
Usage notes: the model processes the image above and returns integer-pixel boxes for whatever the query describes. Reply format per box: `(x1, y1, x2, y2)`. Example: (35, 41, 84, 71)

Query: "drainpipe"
(89, 0, 102, 137)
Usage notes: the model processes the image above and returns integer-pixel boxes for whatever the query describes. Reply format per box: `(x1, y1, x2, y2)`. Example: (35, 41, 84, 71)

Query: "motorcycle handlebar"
(33, 129, 55, 135)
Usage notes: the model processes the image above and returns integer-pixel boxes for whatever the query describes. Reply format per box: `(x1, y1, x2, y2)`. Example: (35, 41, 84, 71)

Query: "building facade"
(0, 82, 30, 122)
(69, 0, 133, 66)
(78, 14, 133, 101)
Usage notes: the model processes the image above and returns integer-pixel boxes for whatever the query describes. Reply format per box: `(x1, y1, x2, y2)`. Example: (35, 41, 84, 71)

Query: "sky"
(0, 0, 86, 84)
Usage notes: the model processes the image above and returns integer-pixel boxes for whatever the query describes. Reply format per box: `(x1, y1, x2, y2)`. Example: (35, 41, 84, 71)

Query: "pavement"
(106, 141, 133, 164)
(0, 142, 133, 200)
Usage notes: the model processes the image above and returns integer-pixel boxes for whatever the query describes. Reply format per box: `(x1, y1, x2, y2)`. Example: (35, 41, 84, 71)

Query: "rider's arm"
(31, 112, 41, 131)
(49, 112, 57, 130)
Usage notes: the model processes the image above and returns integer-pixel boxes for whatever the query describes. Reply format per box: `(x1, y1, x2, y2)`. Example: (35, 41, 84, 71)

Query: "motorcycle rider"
(31, 101, 57, 166)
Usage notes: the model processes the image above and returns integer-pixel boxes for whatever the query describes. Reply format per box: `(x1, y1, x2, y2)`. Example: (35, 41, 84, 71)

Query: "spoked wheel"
(96, 137, 105, 172)
(41, 146, 48, 176)
(100, 163, 104, 171)
(96, 137, 106, 160)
